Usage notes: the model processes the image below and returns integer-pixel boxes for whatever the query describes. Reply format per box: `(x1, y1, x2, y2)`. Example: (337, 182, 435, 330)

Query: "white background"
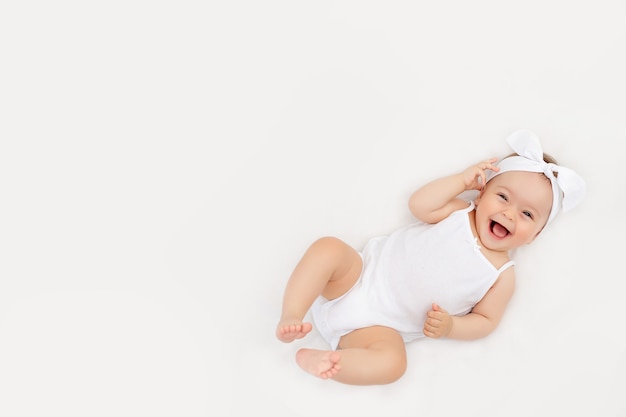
(1, 1, 625, 416)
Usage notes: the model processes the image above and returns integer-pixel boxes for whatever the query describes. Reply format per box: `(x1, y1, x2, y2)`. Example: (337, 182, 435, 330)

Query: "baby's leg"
(296, 326, 407, 385)
(276, 236, 362, 343)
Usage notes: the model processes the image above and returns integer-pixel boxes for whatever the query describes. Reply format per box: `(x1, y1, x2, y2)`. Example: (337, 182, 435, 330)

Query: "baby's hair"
(541, 152, 558, 167)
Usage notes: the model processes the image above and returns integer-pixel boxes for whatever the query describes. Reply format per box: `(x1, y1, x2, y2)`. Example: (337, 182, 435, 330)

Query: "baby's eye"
(497, 193, 508, 201)
(523, 211, 533, 219)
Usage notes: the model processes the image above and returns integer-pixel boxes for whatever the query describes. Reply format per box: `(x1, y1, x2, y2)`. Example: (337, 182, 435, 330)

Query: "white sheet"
(1, 2, 624, 416)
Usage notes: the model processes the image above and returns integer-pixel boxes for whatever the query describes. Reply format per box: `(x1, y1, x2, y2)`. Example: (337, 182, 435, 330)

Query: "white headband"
(486, 129, 586, 226)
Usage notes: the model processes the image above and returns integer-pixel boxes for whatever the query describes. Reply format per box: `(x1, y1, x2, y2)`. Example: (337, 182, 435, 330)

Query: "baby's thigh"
(315, 237, 362, 300)
(339, 326, 407, 370)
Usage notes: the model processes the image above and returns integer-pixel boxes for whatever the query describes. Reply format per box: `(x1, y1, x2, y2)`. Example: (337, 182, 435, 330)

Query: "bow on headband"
(486, 129, 586, 226)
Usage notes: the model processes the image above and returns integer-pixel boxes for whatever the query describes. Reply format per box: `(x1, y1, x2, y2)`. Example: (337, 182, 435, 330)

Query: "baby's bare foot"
(295, 348, 341, 379)
(276, 319, 313, 343)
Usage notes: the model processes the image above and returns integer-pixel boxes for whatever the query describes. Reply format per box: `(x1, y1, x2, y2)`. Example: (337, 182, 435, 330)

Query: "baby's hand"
(423, 303, 453, 338)
(462, 158, 499, 191)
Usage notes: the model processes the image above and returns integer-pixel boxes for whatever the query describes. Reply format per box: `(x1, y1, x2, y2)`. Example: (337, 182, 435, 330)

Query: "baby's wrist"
(446, 316, 455, 337)
(457, 172, 472, 190)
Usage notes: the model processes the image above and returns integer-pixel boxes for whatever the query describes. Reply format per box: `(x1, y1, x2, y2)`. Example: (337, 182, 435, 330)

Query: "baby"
(276, 129, 585, 385)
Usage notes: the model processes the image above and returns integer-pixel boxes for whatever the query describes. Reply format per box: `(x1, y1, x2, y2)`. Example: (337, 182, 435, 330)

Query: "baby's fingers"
(478, 158, 499, 187)
(427, 310, 446, 321)
(483, 157, 500, 173)
(423, 321, 442, 338)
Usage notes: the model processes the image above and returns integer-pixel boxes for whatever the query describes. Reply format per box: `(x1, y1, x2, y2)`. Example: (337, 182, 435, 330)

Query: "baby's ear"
(474, 189, 485, 206)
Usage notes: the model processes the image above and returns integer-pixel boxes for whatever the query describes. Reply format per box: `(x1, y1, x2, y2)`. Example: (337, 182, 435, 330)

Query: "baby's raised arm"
(409, 158, 499, 224)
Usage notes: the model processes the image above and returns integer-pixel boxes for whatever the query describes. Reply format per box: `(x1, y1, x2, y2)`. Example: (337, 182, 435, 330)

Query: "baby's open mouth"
(490, 220, 510, 238)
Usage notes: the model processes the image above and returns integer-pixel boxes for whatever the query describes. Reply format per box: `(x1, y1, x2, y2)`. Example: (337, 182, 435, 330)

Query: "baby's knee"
(377, 338, 408, 384)
(382, 354, 407, 384)
(309, 236, 349, 259)
(311, 236, 344, 250)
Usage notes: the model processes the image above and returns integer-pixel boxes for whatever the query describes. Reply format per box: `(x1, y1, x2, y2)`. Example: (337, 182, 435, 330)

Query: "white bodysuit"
(311, 201, 515, 350)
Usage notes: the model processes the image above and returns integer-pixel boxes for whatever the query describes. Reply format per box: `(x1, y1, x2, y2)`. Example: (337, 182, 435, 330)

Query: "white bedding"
(1, 2, 624, 416)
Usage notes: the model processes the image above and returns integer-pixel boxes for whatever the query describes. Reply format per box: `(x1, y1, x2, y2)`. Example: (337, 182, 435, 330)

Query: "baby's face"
(474, 171, 553, 251)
